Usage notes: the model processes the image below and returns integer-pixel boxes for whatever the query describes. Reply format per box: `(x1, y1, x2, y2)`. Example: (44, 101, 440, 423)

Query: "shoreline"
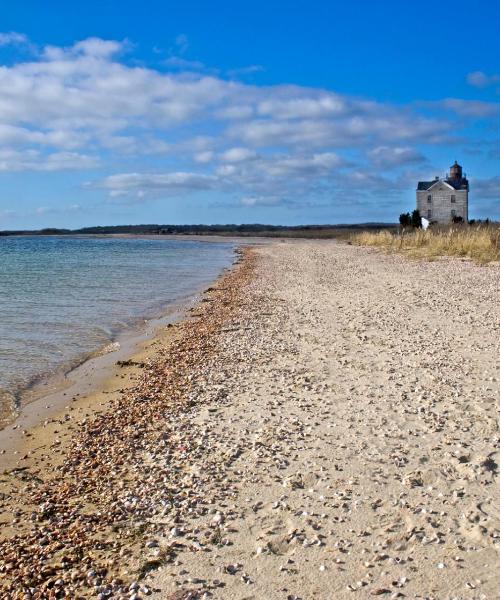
(0, 237, 267, 438)
(0, 292, 197, 433)
(0, 241, 258, 468)
(0, 244, 257, 597)
(0, 292, 193, 469)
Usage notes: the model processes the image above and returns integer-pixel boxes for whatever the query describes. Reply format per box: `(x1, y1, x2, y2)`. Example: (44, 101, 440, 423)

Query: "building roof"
(417, 180, 437, 191)
(417, 177, 469, 191)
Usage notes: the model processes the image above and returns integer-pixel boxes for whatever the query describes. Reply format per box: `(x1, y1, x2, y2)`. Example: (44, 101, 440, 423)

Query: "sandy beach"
(1, 241, 498, 599)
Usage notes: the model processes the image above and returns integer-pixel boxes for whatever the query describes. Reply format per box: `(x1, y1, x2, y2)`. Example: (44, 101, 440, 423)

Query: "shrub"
(411, 209, 422, 229)
(399, 212, 411, 227)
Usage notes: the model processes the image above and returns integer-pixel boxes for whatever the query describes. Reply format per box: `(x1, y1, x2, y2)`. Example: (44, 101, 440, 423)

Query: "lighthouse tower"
(416, 161, 469, 223)
(448, 160, 463, 182)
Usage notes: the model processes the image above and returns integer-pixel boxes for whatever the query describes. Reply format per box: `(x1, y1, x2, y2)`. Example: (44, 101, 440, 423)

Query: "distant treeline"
(0, 223, 397, 238)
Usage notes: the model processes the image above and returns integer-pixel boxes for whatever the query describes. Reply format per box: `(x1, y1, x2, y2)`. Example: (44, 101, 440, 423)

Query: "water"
(0, 236, 235, 419)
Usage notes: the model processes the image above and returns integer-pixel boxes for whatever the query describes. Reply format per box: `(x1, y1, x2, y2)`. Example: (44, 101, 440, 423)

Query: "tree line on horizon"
(0, 222, 397, 236)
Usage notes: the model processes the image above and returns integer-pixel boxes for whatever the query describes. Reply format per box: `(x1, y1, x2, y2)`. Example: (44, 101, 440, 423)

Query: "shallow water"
(0, 236, 234, 417)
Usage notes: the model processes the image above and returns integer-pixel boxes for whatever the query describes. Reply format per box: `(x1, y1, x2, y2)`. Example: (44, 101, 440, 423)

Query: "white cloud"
(219, 147, 257, 162)
(216, 105, 254, 120)
(0, 124, 88, 149)
(0, 148, 99, 171)
(466, 71, 500, 88)
(228, 119, 333, 147)
(94, 171, 218, 197)
(0, 32, 28, 47)
(257, 94, 346, 119)
(438, 98, 500, 118)
(473, 176, 500, 199)
(0, 36, 454, 162)
(164, 56, 208, 72)
(42, 152, 99, 171)
(228, 114, 446, 149)
(215, 164, 237, 176)
(368, 146, 425, 168)
(227, 65, 264, 78)
(0, 43, 231, 136)
(194, 150, 215, 163)
(240, 195, 282, 207)
(260, 152, 343, 177)
(72, 38, 124, 58)
(91, 149, 345, 202)
(0, 33, 495, 214)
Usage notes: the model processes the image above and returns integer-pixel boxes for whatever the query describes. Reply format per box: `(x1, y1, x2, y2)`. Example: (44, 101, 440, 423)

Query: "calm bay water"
(0, 236, 234, 414)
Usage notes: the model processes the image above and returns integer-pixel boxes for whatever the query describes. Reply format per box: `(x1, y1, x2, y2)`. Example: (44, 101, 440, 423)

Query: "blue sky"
(0, 0, 499, 228)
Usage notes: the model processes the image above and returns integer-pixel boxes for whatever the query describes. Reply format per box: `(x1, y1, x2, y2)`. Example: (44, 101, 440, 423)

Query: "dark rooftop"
(417, 177, 469, 191)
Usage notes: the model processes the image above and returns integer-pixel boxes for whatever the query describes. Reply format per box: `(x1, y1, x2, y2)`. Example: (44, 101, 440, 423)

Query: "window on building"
(427, 209, 432, 219)
(451, 195, 456, 203)
(427, 195, 432, 203)
(451, 209, 456, 218)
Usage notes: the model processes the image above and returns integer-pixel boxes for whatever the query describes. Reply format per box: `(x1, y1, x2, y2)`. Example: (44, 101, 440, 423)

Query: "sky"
(0, 0, 499, 229)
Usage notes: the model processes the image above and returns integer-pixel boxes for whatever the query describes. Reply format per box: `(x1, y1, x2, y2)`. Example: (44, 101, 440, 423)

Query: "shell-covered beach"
(0, 241, 498, 599)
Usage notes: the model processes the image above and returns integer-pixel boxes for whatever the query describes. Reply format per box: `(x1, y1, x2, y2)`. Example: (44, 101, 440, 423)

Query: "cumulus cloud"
(0, 31, 28, 46)
(72, 37, 124, 58)
(216, 105, 254, 120)
(219, 147, 257, 162)
(438, 98, 500, 118)
(215, 164, 237, 176)
(0, 42, 229, 137)
(194, 150, 215, 163)
(473, 176, 500, 199)
(0, 124, 88, 149)
(228, 114, 447, 149)
(257, 93, 347, 119)
(90, 149, 346, 201)
(0, 35, 455, 161)
(42, 152, 99, 171)
(93, 171, 219, 197)
(0, 148, 98, 171)
(368, 146, 425, 168)
(259, 152, 344, 177)
(466, 71, 500, 88)
(0, 34, 496, 215)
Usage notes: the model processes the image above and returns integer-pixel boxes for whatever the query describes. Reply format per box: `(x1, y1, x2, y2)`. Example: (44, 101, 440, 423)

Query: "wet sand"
(0, 241, 498, 599)
(0, 297, 196, 471)
(0, 235, 266, 436)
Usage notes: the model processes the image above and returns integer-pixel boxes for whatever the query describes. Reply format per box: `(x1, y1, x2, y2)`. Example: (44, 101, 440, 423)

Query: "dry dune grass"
(352, 226, 500, 264)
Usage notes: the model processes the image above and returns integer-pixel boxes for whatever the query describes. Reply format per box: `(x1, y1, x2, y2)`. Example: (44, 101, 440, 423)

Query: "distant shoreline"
(0, 223, 397, 239)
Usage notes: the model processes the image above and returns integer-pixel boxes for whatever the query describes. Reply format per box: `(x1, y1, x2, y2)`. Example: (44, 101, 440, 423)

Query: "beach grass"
(351, 225, 500, 264)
